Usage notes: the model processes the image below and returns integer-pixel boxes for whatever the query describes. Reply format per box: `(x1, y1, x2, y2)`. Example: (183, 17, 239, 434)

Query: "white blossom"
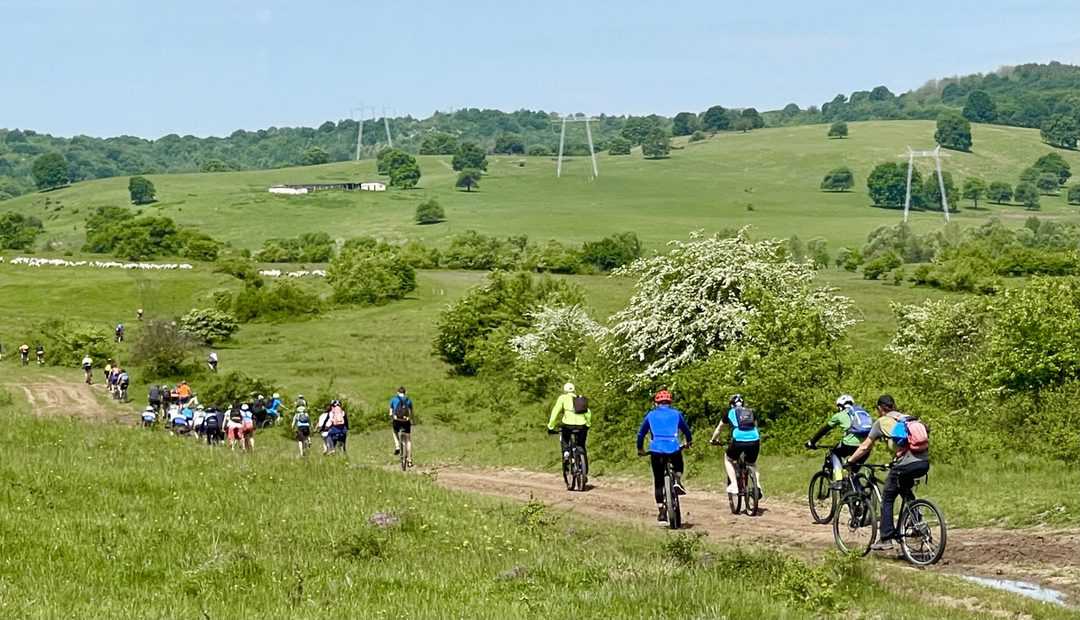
(509, 305, 607, 361)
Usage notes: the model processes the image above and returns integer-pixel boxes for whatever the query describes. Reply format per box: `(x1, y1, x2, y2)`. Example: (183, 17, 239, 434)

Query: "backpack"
(846, 406, 873, 437)
(734, 406, 756, 431)
(330, 407, 346, 427)
(149, 386, 161, 401)
(296, 411, 310, 426)
(392, 397, 412, 421)
(572, 395, 589, 414)
(889, 414, 930, 453)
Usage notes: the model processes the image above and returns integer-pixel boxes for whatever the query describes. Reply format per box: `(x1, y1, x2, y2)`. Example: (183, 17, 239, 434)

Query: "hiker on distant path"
(207, 351, 218, 373)
(35, 344, 44, 366)
(19, 344, 29, 366)
(137, 308, 144, 321)
(81, 354, 93, 384)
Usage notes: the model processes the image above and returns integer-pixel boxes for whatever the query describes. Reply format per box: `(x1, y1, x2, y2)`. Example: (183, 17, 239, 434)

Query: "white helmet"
(835, 394, 854, 408)
(273, 393, 280, 399)
(563, 383, 575, 394)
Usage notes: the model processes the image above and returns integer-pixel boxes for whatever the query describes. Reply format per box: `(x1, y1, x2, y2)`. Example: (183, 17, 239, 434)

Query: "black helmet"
(729, 393, 744, 408)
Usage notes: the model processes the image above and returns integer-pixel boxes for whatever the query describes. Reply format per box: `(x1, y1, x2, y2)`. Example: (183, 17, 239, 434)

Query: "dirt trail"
(3, 375, 119, 422)
(433, 466, 1080, 598)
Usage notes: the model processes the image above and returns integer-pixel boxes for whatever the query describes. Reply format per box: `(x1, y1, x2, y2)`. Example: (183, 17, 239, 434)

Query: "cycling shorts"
(726, 440, 760, 464)
(392, 420, 412, 434)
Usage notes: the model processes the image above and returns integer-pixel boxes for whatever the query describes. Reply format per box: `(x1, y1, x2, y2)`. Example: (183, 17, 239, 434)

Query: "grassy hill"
(6, 121, 1080, 254)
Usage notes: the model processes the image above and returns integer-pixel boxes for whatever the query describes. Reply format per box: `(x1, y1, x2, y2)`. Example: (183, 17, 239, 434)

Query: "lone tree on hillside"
(128, 176, 156, 205)
(377, 148, 413, 175)
(641, 128, 671, 159)
(733, 118, 753, 133)
(1015, 182, 1040, 210)
(301, 146, 330, 166)
(935, 113, 973, 151)
(827, 122, 848, 138)
(700, 105, 731, 132)
(867, 161, 923, 208)
(415, 198, 445, 224)
(452, 142, 488, 172)
(987, 181, 1013, 204)
(31, 152, 69, 190)
(1037, 172, 1061, 195)
(389, 161, 421, 189)
(740, 107, 765, 129)
(1068, 185, 1080, 205)
(1041, 114, 1080, 149)
(608, 136, 632, 155)
(820, 167, 854, 192)
(962, 90, 996, 123)
(672, 112, 699, 136)
(961, 177, 986, 208)
(455, 168, 481, 192)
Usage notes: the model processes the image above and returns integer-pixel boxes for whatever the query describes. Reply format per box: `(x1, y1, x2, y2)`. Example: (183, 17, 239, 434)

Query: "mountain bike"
(714, 440, 759, 517)
(398, 427, 411, 471)
(558, 431, 587, 491)
(833, 464, 878, 556)
(807, 447, 838, 524)
(893, 475, 947, 566)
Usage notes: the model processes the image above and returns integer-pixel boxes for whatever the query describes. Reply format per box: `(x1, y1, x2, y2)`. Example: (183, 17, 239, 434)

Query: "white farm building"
(268, 181, 385, 194)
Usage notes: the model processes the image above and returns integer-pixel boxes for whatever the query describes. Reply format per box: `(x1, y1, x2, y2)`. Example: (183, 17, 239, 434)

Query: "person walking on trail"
(547, 382, 592, 476)
(389, 387, 414, 467)
(292, 406, 312, 457)
(136, 308, 144, 321)
(805, 394, 872, 487)
(636, 390, 692, 524)
(81, 355, 93, 385)
(203, 407, 222, 446)
(177, 382, 193, 406)
(315, 406, 333, 455)
(847, 394, 931, 553)
(19, 344, 30, 366)
(114, 323, 124, 343)
(35, 344, 44, 366)
(141, 406, 157, 428)
(710, 394, 763, 499)
(226, 406, 244, 450)
(240, 404, 255, 451)
(207, 351, 218, 373)
(148, 384, 163, 415)
(295, 394, 308, 410)
(325, 400, 349, 455)
(266, 393, 283, 426)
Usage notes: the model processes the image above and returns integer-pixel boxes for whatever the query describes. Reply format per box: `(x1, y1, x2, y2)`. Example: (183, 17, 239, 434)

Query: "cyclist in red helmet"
(636, 389, 693, 524)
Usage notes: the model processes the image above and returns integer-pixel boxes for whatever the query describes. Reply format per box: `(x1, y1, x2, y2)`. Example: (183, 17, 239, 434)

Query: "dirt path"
(3, 375, 120, 422)
(432, 466, 1080, 600)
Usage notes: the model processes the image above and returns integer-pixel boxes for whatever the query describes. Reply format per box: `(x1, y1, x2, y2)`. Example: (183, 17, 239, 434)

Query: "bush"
(214, 257, 263, 286)
(987, 181, 1013, 204)
(1015, 182, 1040, 210)
(688, 131, 707, 143)
(415, 199, 445, 225)
(1069, 185, 1080, 205)
(254, 232, 335, 263)
(130, 320, 198, 377)
(819, 167, 854, 192)
(231, 280, 322, 322)
(199, 371, 279, 409)
(521, 240, 583, 274)
(581, 232, 642, 271)
(327, 245, 416, 306)
(442, 231, 520, 270)
(835, 247, 864, 271)
(527, 145, 553, 157)
(607, 136, 632, 156)
(178, 308, 238, 344)
(83, 210, 220, 261)
(827, 121, 848, 138)
(128, 176, 156, 205)
(28, 319, 112, 367)
(862, 251, 901, 280)
(0, 212, 44, 250)
(398, 240, 441, 269)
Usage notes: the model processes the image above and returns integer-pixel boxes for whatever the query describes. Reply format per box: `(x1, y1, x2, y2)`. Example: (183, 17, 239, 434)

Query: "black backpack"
(572, 395, 589, 414)
(392, 397, 413, 421)
(734, 406, 756, 431)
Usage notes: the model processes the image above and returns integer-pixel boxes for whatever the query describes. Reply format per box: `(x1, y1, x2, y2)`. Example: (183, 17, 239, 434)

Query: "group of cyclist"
(548, 384, 930, 551)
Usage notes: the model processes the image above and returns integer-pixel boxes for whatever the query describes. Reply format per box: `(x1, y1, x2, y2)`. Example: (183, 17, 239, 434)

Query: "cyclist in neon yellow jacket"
(547, 383, 592, 474)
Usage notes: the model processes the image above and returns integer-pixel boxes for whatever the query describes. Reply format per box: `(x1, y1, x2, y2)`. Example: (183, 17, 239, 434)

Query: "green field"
(6, 121, 1080, 255)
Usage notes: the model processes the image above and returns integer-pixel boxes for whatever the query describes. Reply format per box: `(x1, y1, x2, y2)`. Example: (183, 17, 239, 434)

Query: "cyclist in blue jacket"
(636, 390, 692, 523)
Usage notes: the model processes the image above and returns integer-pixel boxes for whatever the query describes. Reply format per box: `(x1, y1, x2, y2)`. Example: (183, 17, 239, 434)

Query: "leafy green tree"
(1037, 172, 1061, 194)
(200, 159, 229, 172)
(527, 145, 553, 156)
(700, 105, 731, 131)
(640, 128, 671, 159)
(1069, 185, 1080, 205)
(0, 213, 44, 249)
(1040, 114, 1079, 149)
(827, 121, 848, 138)
(620, 115, 663, 145)
(326, 244, 416, 306)
(1020, 166, 1040, 185)
(389, 161, 421, 189)
(452, 142, 487, 171)
(820, 167, 854, 191)
(301, 146, 330, 166)
(923, 170, 959, 212)
(934, 113, 973, 151)
(733, 118, 753, 133)
(455, 168, 481, 192)
(672, 112, 699, 136)
(128, 176, 156, 205)
(415, 198, 445, 224)
(689, 131, 707, 143)
(131, 319, 197, 377)
(178, 308, 239, 344)
(740, 107, 765, 129)
(581, 232, 642, 271)
(1034, 152, 1072, 184)
(862, 251, 902, 280)
(869, 85, 895, 101)
(1015, 182, 1041, 210)
(962, 90, 996, 122)
(31, 152, 69, 190)
(867, 161, 922, 208)
(420, 132, 459, 155)
(962, 177, 987, 208)
(376, 148, 413, 175)
(987, 181, 1013, 204)
(607, 136, 632, 155)
(493, 133, 526, 154)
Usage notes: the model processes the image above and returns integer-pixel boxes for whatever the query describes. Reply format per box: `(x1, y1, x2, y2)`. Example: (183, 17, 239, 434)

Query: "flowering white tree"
(887, 298, 988, 365)
(509, 305, 607, 362)
(606, 229, 856, 386)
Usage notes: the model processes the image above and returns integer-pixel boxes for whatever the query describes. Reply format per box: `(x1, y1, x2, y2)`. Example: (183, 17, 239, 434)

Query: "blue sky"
(3, 0, 1080, 138)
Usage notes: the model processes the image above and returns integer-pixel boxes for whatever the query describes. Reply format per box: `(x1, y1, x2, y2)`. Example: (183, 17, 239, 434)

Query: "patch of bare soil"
(4, 375, 123, 422)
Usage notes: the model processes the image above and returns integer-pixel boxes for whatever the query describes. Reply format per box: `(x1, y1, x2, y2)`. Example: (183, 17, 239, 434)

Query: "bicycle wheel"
(740, 468, 757, 516)
(573, 449, 587, 491)
(808, 471, 836, 524)
(399, 432, 407, 471)
(727, 476, 741, 515)
(899, 499, 947, 566)
(664, 472, 680, 529)
(562, 454, 572, 490)
(833, 493, 876, 556)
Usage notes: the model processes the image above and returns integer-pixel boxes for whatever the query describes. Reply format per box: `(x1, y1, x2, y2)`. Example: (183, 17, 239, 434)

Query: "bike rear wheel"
(739, 467, 757, 516)
(833, 492, 876, 556)
(727, 475, 741, 515)
(808, 471, 835, 524)
(899, 499, 947, 566)
(664, 471, 681, 529)
(572, 449, 587, 491)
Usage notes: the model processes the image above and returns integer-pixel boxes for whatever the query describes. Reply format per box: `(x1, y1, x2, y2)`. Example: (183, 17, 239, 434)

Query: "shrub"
(199, 371, 279, 409)
(827, 121, 848, 138)
(231, 281, 322, 322)
(0, 212, 44, 250)
(254, 232, 335, 263)
(688, 131, 707, 143)
(131, 319, 198, 377)
(415, 199, 445, 225)
(327, 245, 416, 305)
(442, 231, 520, 270)
(28, 319, 112, 367)
(1015, 182, 1040, 210)
(527, 145, 553, 157)
(819, 167, 854, 192)
(398, 240, 441, 269)
(807, 238, 830, 269)
(835, 247, 864, 271)
(521, 240, 582, 274)
(607, 136, 632, 155)
(128, 176, 156, 205)
(862, 251, 901, 280)
(581, 232, 642, 271)
(178, 308, 239, 344)
(214, 257, 263, 286)
(987, 181, 1013, 204)
(83, 210, 220, 261)
(1069, 185, 1080, 205)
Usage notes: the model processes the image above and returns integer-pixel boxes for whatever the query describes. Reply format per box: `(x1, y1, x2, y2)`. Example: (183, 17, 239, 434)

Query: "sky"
(4, 0, 1080, 139)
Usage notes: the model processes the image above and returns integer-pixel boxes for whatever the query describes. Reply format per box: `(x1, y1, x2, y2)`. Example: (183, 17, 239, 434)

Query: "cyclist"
(295, 393, 308, 410)
(240, 404, 255, 451)
(141, 406, 157, 428)
(806, 394, 871, 488)
(266, 393, 283, 426)
(81, 354, 93, 385)
(709, 394, 762, 499)
(292, 405, 312, 456)
(847, 394, 931, 552)
(114, 323, 124, 343)
(326, 400, 349, 455)
(225, 406, 244, 450)
(148, 384, 163, 415)
(547, 382, 591, 476)
(137, 308, 144, 321)
(35, 344, 44, 366)
(203, 407, 222, 446)
(177, 381, 192, 407)
(636, 390, 692, 523)
(207, 351, 218, 373)
(118, 368, 130, 402)
(19, 343, 30, 366)
(389, 387, 414, 465)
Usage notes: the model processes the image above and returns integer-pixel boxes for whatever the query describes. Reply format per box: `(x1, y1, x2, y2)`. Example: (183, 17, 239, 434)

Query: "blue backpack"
(847, 406, 873, 437)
